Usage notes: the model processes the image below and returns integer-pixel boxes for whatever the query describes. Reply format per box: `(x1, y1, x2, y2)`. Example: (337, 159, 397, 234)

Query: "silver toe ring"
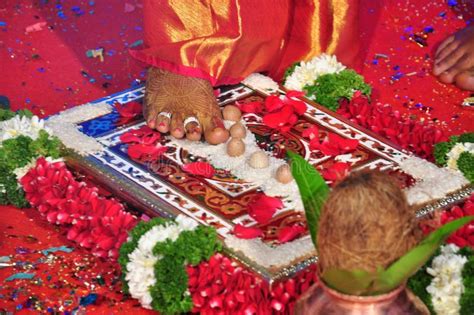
(183, 116, 200, 129)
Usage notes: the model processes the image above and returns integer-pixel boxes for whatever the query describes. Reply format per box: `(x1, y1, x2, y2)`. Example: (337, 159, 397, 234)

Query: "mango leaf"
(318, 216, 474, 295)
(287, 151, 329, 247)
(321, 267, 378, 296)
(372, 215, 474, 294)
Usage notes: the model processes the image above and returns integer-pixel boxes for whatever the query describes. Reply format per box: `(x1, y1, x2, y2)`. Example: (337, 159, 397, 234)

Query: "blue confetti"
(5, 272, 35, 282)
(424, 26, 434, 33)
(0, 21, 6, 27)
(79, 293, 98, 306)
(447, 0, 457, 6)
(40, 245, 73, 256)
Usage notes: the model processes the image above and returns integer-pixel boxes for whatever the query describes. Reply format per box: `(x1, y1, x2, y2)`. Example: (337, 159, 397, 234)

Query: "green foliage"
(458, 132, 474, 144)
(119, 219, 221, 314)
(0, 130, 62, 207)
(151, 226, 221, 314)
(118, 218, 167, 294)
(304, 69, 372, 111)
(282, 61, 301, 83)
(457, 152, 474, 184)
(433, 141, 456, 166)
(287, 151, 329, 248)
(459, 247, 474, 315)
(0, 170, 30, 208)
(0, 109, 33, 121)
(407, 249, 438, 314)
(322, 216, 474, 296)
(0, 109, 15, 121)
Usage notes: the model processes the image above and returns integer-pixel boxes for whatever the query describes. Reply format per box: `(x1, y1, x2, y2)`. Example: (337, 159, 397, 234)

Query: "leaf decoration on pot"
(287, 151, 329, 247)
(321, 215, 474, 295)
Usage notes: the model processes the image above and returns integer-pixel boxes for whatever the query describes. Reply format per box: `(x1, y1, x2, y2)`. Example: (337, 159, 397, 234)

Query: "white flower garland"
(446, 143, 474, 171)
(125, 215, 198, 309)
(0, 115, 51, 141)
(426, 244, 467, 315)
(283, 54, 346, 91)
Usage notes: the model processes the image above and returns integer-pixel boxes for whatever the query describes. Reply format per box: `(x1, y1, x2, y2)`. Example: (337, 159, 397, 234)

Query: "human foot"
(433, 25, 474, 83)
(143, 68, 229, 144)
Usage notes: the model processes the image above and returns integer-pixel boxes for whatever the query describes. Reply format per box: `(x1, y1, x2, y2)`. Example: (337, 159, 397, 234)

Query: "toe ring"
(184, 116, 200, 129)
(157, 112, 172, 119)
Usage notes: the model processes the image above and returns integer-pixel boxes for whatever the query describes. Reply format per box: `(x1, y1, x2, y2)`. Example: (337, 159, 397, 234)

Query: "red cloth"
(131, 0, 382, 85)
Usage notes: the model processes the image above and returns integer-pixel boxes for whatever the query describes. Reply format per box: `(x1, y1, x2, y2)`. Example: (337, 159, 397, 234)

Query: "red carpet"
(1, 0, 473, 313)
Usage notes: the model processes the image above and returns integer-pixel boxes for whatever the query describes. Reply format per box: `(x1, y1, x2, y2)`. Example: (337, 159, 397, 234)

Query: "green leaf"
(287, 151, 329, 247)
(322, 268, 377, 296)
(320, 216, 474, 295)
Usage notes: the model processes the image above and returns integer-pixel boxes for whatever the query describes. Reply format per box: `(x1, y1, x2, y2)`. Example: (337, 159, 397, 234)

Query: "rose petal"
(321, 162, 351, 182)
(248, 195, 283, 224)
(182, 162, 215, 178)
(237, 101, 263, 114)
(302, 126, 319, 140)
(233, 224, 263, 239)
(114, 101, 142, 118)
(278, 225, 306, 244)
(128, 144, 167, 161)
(264, 95, 284, 113)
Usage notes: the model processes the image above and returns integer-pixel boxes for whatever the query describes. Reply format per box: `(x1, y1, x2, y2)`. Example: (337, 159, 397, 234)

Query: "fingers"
(454, 70, 474, 91)
(202, 115, 230, 145)
(169, 112, 185, 139)
(434, 39, 460, 66)
(437, 54, 473, 83)
(433, 48, 465, 76)
(435, 35, 455, 59)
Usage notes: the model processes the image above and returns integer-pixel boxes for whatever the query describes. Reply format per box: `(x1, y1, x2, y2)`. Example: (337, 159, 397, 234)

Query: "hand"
(433, 25, 474, 83)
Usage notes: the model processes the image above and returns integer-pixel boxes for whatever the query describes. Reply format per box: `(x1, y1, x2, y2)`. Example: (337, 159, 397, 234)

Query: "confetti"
(40, 246, 74, 256)
(5, 272, 35, 282)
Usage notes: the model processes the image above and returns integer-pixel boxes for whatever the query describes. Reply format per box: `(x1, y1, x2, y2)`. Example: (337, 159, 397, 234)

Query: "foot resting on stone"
(144, 68, 230, 144)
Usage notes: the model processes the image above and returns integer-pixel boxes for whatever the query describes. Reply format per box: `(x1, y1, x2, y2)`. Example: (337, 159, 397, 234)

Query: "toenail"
(159, 122, 166, 127)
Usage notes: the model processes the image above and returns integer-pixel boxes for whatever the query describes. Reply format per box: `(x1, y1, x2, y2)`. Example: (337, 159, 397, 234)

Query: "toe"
(185, 119, 202, 141)
(155, 113, 171, 133)
(455, 70, 474, 91)
(202, 116, 230, 145)
(170, 113, 185, 139)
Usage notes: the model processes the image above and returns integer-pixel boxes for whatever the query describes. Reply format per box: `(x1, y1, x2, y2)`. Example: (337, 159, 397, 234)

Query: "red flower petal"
(262, 105, 295, 129)
(284, 94, 306, 115)
(237, 101, 263, 114)
(264, 95, 284, 113)
(120, 132, 141, 144)
(278, 225, 306, 244)
(328, 133, 359, 153)
(233, 224, 263, 239)
(248, 195, 283, 224)
(321, 162, 351, 182)
(302, 126, 319, 140)
(114, 101, 142, 118)
(128, 144, 167, 161)
(182, 162, 216, 178)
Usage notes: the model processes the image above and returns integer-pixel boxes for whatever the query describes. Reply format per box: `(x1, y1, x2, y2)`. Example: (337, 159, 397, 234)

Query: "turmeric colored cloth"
(130, 0, 381, 86)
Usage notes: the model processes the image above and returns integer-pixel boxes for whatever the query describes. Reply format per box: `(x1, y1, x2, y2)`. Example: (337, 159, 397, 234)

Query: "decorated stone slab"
(57, 82, 473, 281)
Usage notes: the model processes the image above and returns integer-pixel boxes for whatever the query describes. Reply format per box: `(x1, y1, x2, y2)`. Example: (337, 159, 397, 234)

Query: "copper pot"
(295, 280, 430, 315)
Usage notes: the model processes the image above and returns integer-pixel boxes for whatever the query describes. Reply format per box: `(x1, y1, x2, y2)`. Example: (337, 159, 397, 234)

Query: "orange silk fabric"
(131, 0, 365, 86)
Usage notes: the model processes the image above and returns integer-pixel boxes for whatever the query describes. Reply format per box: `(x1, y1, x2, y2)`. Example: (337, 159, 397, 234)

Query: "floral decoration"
(408, 244, 474, 315)
(119, 125, 167, 161)
(283, 54, 346, 92)
(119, 215, 221, 314)
(19, 157, 137, 259)
(232, 224, 263, 239)
(0, 109, 62, 207)
(187, 253, 318, 314)
(434, 133, 474, 183)
(337, 92, 446, 160)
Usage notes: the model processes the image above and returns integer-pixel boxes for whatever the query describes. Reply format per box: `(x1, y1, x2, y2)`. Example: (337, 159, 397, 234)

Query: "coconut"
(317, 171, 419, 274)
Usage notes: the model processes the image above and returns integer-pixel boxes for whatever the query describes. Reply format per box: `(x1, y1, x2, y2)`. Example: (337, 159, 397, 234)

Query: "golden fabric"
(131, 0, 367, 86)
